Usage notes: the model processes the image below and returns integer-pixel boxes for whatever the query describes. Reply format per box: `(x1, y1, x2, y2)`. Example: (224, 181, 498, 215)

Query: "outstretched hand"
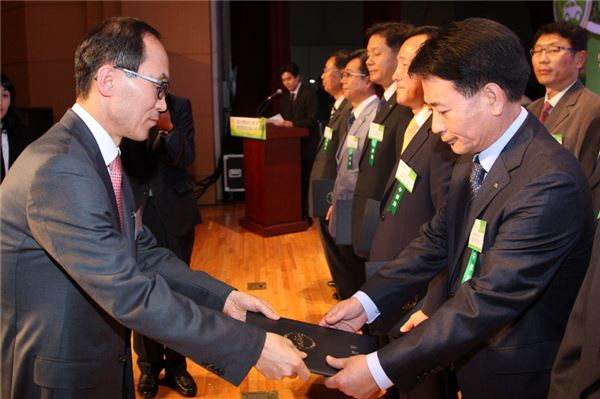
(223, 290, 279, 322)
(319, 298, 367, 332)
(324, 355, 381, 398)
(255, 332, 310, 381)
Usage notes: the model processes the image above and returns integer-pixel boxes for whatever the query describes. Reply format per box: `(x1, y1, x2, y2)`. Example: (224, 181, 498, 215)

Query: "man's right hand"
(319, 298, 367, 332)
(399, 310, 428, 333)
(255, 332, 310, 381)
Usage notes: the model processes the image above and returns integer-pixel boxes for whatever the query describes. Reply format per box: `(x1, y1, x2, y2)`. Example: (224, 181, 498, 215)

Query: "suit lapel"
(544, 82, 583, 139)
(373, 94, 397, 125)
(448, 114, 538, 287)
(60, 109, 123, 231)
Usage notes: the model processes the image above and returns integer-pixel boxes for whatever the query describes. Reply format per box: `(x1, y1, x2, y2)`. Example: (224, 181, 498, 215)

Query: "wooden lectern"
(239, 124, 309, 236)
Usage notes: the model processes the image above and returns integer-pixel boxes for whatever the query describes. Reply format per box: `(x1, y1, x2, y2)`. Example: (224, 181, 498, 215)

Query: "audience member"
(0, 73, 35, 183)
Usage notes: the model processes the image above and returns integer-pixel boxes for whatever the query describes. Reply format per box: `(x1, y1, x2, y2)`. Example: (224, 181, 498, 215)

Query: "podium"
(239, 124, 309, 236)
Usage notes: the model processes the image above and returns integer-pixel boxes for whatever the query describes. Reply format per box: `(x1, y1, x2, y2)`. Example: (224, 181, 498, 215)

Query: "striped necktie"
(108, 155, 124, 230)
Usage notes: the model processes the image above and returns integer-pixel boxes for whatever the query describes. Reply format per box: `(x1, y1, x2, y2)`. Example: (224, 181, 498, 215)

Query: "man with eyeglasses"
(0, 17, 310, 399)
(528, 21, 600, 180)
(325, 49, 379, 300)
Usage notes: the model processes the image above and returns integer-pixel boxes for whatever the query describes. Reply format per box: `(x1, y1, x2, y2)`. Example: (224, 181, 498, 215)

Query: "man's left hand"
(324, 355, 382, 399)
(223, 291, 279, 322)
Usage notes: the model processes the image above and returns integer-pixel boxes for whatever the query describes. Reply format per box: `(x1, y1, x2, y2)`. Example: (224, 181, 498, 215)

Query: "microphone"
(257, 89, 283, 117)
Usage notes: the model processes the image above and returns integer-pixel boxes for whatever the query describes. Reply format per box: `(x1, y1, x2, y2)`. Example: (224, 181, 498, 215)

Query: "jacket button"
(448, 292, 455, 298)
(118, 355, 127, 363)
(380, 215, 386, 221)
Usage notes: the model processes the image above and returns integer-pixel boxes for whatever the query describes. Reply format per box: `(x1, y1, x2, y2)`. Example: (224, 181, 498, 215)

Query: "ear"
(481, 82, 507, 116)
(574, 49, 587, 71)
(95, 65, 115, 98)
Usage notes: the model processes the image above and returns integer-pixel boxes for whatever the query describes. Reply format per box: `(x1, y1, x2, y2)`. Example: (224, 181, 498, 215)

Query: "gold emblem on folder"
(284, 332, 317, 351)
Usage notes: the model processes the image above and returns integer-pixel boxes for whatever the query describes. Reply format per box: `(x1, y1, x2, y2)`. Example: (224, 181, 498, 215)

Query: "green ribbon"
(347, 148, 355, 169)
(461, 250, 479, 284)
(387, 183, 406, 215)
(323, 138, 331, 152)
(597, 210, 600, 220)
(368, 139, 378, 167)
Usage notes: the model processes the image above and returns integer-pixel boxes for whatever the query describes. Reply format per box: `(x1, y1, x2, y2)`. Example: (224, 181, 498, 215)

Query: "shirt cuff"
(366, 351, 394, 390)
(352, 291, 381, 324)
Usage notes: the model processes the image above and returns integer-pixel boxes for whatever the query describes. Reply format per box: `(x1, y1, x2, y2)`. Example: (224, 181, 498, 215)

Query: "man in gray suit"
(0, 17, 309, 399)
(528, 21, 600, 180)
(326, 49, 379, 299)
(320, 18, 593, 399)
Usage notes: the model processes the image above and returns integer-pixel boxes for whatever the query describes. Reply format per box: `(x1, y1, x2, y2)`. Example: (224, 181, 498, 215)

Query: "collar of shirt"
(72, 103, 120, 167)
(476, 106, 528, 174)
(545, 79, 577, 107)
(351, 94, 379, 121)
(383, 82, 397, 102)
(334, 96, 345, 111)
(290, 82, 302, 97)
(413, 106, 432, 129)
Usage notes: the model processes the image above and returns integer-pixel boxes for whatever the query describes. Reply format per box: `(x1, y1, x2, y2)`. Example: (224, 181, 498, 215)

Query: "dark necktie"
(347, 113, 356, 132)
(108, 155, 124, 230)
(469, 157, 485, 202)
(290, 92, 296, 110)
(539, 101, 553, 124)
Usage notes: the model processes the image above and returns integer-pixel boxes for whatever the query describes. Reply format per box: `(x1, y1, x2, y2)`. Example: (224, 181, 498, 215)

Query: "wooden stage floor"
(133, 204, 355, 399)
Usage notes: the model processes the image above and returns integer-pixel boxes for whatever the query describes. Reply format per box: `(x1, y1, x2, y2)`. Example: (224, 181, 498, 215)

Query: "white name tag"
(468, 219, 487, 253)
(324, 126, 333, 140)
(346, 135, 359, 150)
(368, 123, 385, 142)
(394, 160, 417, 193)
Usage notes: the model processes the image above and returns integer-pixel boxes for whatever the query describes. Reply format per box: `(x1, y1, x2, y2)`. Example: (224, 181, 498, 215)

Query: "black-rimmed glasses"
(341, 70, 367, 79)
(530, 45, 575, 57)
(114, 66, 169, 100)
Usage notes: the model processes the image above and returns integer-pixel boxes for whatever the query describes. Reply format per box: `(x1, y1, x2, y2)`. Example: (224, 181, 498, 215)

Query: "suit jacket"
(0, 110, 265, 399)
(591, 160, 600, 217)
(329, 98, 379, 238)
(361, 113, 594, 398)
(0, 118, 35, 182)
(121, 94, 200, 236)
(308, 99, 352, 218)
(370, 116, 456, 261)
(351, 94, 413, 256)
(528, 80, 600, 178)
(548, 225, 600, 399)
(280, 84, 320, 163)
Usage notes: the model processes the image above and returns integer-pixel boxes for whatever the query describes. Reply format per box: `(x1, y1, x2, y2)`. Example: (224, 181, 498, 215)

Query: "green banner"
(230, 117, 267, 140)
(554, 0, 600, 95)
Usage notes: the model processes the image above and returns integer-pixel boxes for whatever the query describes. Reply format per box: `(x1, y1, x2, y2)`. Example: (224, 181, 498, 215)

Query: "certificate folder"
(246, 312, 378, 376)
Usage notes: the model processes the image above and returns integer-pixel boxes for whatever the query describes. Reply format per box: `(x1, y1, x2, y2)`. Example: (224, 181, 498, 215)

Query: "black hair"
(409, 18, 529, 102)
(329, 49, 352, 70)
(346, 49, 369, 75)
(74, 16, 161, 98)
(1, 73, 20, 132)
(279, 62, 300, 77)
(405, 25, 441, 42)
(533, 21, 587, 51)
(365, 22, 414, 52)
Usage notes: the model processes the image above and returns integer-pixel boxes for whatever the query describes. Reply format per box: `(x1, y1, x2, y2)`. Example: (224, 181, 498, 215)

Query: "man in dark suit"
(320, 18, 594, 399)
(121, 93, 201, 397)
(549, 223, 600, 399)
(352, 22, 414, 261)
(279, 62, 319, 220)
(528, 22, 600, 180)
(0, 17, 309, 399)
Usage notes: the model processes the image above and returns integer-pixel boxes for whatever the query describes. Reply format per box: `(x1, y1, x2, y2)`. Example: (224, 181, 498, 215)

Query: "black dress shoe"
(137, 372, 158, 398)
(162, 369, 197, 397)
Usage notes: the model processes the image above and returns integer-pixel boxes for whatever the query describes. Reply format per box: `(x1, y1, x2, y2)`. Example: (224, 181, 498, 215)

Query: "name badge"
(324, 126, 333, 140)
(368, 123, 385, 142)
(468, 219, 487, 253)
(394, 160, 417, 193)
(347, 135, 359, 150)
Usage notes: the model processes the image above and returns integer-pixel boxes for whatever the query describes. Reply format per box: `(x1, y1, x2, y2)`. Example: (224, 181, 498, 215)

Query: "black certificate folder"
(246, 312, 378, 376)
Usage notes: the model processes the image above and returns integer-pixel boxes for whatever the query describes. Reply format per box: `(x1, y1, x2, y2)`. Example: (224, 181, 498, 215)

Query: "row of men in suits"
(310, 19, 600, 399)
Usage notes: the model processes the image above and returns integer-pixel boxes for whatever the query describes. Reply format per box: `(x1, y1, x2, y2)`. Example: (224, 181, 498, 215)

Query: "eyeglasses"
(114, 66, 169, 100)
(341, 70, 367, 79)
(530, 45, 575, 57)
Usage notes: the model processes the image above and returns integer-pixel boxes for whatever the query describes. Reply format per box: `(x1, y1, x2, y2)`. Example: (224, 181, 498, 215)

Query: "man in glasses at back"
(528, 21, 600, 184)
